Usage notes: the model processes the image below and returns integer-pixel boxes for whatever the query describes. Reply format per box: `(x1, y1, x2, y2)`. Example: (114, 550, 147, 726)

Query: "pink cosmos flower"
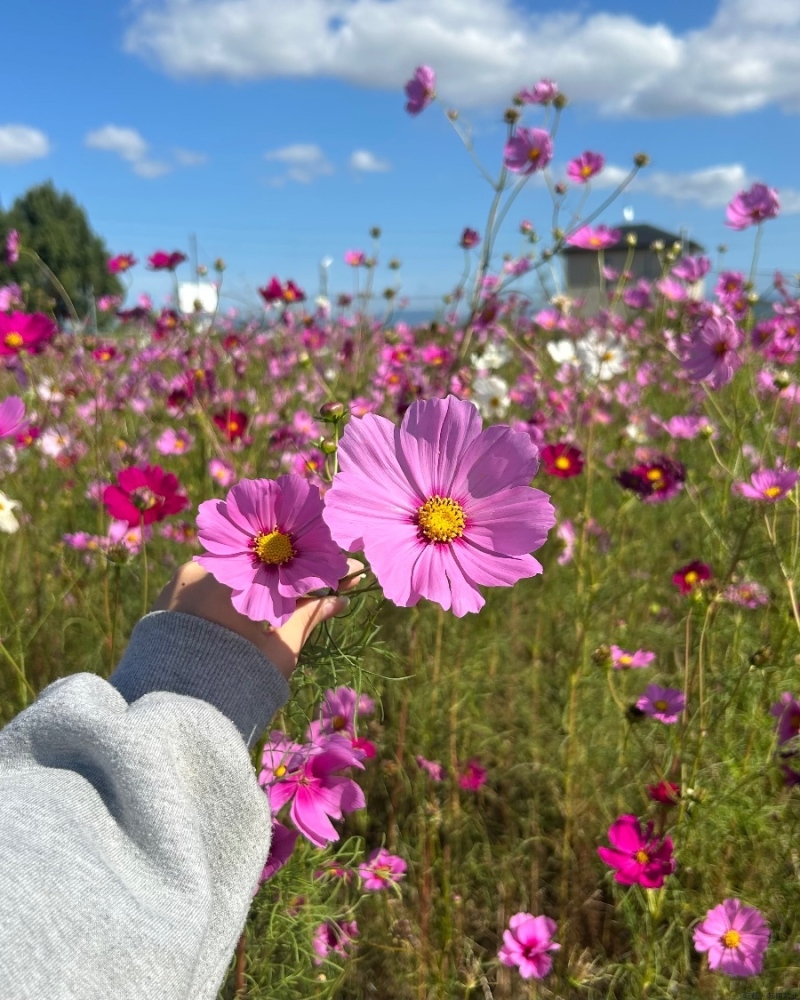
(771, 692, 800, 787)
(0, 396, 25, 439)
(5, 230, 19, 265)
(147, 250, 187, 271)
(726, 182, 780, 230)
(0, 283, 22, 310)
(671, 255, 711, 282)
(693, 899, 770, 977)
(610, 645, 655, 670)
(155, 427, 193, 455)
(209, 457, 235, 487)
(322, 396, 556, 617)
(344, 249, 366, 266)
(516, 79, 559, 105)
(597, 814, 676, 888)
(108, 253, 137, 274)
(458, 758, 487, 790)
(721, 581, 768, 609)
(556, 519, 576, 566)
(313, 920, 359, 965)
(566, 151, 605, 184)
(358, 848, 407, 890)
(416, 755, 445, 781)
(684, 314, 743, 389)
(673, 560, 712, 594)
(0, 312, 57, 356)
(404, 65, 436, 115)
(103, 465, 189, 527)
(194, 475, 348, 626)
(637, 684, 685, 724)
(264, 733, 366, 847)
(459, 227, 481, 249)
(257, 820, 299, 886)
(498, 913, 560, 979)
(503, 127, 553, 175)
(566, 225, 621, 250)
(306, 686, 375, 744)
(733, 467, 799, 503)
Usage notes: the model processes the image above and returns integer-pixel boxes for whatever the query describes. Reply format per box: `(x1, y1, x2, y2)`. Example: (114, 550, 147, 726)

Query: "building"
(561, 223, 704, 313)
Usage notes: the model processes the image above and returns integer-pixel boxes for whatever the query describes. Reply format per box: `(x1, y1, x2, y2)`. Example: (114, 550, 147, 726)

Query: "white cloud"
(174, 147, 208, 166)
(133, 159, 173, 178)
(122, 0, 800, 118)
(264, 143, 333, 184)
(85, 125, 149, 162)
(0, 125, 51, 164)
(350, 149, 390, 172)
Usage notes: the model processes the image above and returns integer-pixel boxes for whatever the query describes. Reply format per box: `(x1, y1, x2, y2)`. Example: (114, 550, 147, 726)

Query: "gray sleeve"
(0, 611, 291, 1000)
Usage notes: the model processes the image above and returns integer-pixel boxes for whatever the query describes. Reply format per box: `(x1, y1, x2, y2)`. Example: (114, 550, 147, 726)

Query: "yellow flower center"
(4, 332, 23, 348)
(274, 764, 287, 778)
(528, 147, 541, 162)
(589, 236, 602, 247)
(646, 468, 663, 481)
(554, 455, 571, 470)
(634, 850, 650, 864)
(764, 485, 782, 498)
(654, 699, 669, 712)
(332, 715, 347, 731)
(619, 654, 633, 666)
(284, 288, 296, 301)
(581, 164, 592, 177)
(684, 571, 698, 585)
(721, 929, 741, 949)
(253, 529, 295, 565)
(175, 439, 185, 451)
(417, 495, 466, 543)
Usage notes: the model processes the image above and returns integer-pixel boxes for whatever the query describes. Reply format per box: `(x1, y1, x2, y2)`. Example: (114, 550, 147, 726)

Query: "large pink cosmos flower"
(726, 182, 780, 230)
(322, 396, 555, 617)
(262, 733, 366, 847)
(733, 467, 799, 503)
(566, 225, 621, 250)
(0, 312, 57, 356)
(566, 151, 605, 184)
(103, 465, 189, 527)
(0, 396, 25, 439)
(195, 476, 348, 626)
(693, 899, 770, 977)
(503, 127, 553, 175)
(597, 814, 675, 888)
(684, 314, 744, 389)
(498, 913, 560, 979)
(404, 65, 436, 115)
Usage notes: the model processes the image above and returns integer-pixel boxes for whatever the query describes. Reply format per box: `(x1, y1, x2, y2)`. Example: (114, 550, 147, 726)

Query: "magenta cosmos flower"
(610, 645, 655, 670)
(0, 396, 25, 439)
(5, 229, 19, 264)
(637, 684, 685, 724)
(566, 225, 621, 250)
(313, 920, 359, 965)
(693, 899, 770, 977)
(541, 442, 584, 478)
(673, 560, 712, 594)
(103, 465, 189, 527)
(108, 253, 137, 274)
(404, 65, 436, 115)
(734, 467, 799, 503)
(194, 476, 348, 626)
(726, 182, 780, 231)
(597, 814, 676, 888)
(566, 151, 605, 184)
(498, 913, 559, 979)
(257, 820, 299, 885)
(322, 396, 556, 617)
(358, 848, 407, 891)
(503, 127, 553, 175)
(147, 250, 187, 271)
(458, 758, 487, 790)
(684, 314, 743, 389)
(0, 312, 57, 356)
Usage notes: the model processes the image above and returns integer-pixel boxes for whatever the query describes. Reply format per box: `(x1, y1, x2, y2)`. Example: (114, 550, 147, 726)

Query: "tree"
(0, 182, 123, 320)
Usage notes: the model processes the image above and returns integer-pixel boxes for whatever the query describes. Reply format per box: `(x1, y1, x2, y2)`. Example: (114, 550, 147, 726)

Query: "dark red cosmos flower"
(116, 306, 150, 324)
(103, 465, 189, 527)
(647, 781, 681, 805)
(147, 250, 188, 271)
(616, 457, 686, 502)
(541, 443, 584, 478)
(154, 308, 182, 340)
(459, 227, 481, 249)
(213, 409, 248, 442)
(672, 560, 712, 595)
(258, 277, 306, 305)
(0, 312, 57, 357)
(92, 344, 117, 363)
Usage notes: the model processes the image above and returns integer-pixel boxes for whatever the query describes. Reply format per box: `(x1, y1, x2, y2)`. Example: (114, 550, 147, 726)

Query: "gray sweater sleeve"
(0, 610, 291, 1000)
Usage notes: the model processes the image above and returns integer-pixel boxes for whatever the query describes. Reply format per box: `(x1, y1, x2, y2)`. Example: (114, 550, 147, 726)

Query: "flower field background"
(2, 69, 800, 999)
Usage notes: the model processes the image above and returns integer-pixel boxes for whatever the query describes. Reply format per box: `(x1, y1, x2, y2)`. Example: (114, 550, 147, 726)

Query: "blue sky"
(1, 0, 799, 316)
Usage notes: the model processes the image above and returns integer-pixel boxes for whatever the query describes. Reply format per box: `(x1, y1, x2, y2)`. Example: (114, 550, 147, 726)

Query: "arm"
(0, 561, 358, 1000)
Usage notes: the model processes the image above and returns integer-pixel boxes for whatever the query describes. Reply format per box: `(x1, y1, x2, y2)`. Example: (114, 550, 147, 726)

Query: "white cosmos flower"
(470, 341, 511, 371)
(574, 330, 628, 381)
(546, 339, 578, 365)
(472, 375, 510, 419)
(0, 491, 21, 533)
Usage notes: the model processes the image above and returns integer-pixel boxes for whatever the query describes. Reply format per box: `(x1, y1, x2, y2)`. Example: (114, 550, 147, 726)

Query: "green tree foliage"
(0, 182, 123, 320)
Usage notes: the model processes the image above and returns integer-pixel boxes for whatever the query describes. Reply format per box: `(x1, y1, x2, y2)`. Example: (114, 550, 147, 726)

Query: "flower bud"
(717, 244, 728, 254)
(554, 182, 567, 196)
(446, 109, 459, 121)
(503, 107, 521, 124)
(750, 645, 773, 668)
(552, 228, 565, 241)
(214, 258, 226, 272)
(320, 439, 338, 454)
(370, 226, 382, 239)
(651, 240, 665, 252)
(774, 371, 792, 390)
(197, 264, 208, 276)
(633, 152, 650, 168)
(389, 258, 401, 270)
(319, 401, 345, 419)
(383, 287, 396, 300)
(592, 644, 612, 667)
(553, 92, 568, 109)
(626, 233, 638, 247)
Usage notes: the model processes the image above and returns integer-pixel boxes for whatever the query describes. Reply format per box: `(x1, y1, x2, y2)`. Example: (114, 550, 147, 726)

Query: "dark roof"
(561, 223, 704, 254)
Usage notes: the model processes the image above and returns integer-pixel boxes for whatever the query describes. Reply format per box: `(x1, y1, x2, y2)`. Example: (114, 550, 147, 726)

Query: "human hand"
(151, 558, 365, 680)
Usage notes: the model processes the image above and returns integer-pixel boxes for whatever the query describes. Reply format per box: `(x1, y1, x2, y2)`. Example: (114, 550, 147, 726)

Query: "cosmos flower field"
(1, 68, 800, 999)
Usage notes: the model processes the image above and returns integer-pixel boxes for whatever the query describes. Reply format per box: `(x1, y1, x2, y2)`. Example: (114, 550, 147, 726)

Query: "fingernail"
(325, 596, 350, 614)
